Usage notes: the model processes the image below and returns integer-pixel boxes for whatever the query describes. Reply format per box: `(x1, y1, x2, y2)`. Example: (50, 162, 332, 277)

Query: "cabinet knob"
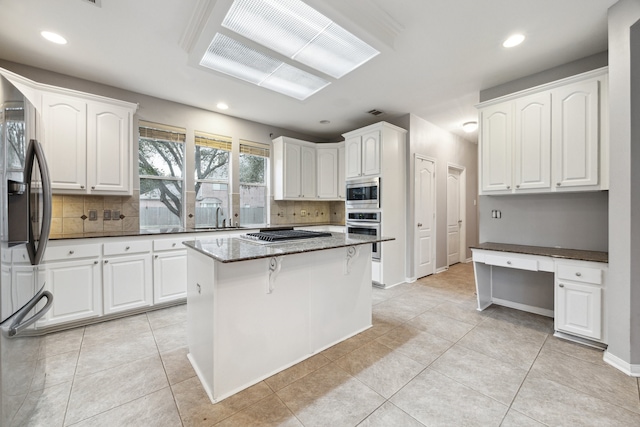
(506, 261, 512, 265)
(559, 283, 565, 288)
(575, 272, 582, 277)
(94, 261, 99, 264)
(155, 255, 158, 259)
(80, 185, 85, 189)
(557, 182, 562, 186)
(172, 243, 176, 247)
(417, 223, 422, 227)
(91, 186, 95, 190)
(69, 250, 75, 255)
(125, 246, 130, 250)
(104, 260, 109, 264)
(516, 185, 520, 189)
(507, 186, 511, 190)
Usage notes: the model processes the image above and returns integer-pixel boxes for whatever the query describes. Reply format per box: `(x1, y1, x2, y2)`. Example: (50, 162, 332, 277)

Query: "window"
(138, 122, 185, 229)
(194, 132, 231, 227)
(239, 141, 269, 226)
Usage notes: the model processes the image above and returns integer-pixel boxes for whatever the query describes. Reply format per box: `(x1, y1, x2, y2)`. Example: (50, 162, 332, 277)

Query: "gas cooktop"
(240, 228, 332, 243)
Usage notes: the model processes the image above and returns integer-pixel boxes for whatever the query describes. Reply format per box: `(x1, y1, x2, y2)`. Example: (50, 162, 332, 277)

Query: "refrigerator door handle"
(24, 139, 52, 266)
(7, 290, 53, 337)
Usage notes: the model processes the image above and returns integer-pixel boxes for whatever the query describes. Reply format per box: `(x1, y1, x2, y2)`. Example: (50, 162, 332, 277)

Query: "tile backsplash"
(269, 198, 345, 226)
(51, 192, 140, 236)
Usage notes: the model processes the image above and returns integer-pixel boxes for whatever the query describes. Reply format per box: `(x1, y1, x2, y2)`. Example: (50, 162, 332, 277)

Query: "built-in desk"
(471, 242, 608, 348)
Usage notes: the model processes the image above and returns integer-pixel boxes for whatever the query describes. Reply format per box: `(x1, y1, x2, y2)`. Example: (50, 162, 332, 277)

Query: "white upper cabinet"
(42, 93, 88, 192)
(552, 79, 600, 189)
(514, 92, 551, 191)
(316, 147, 338, 199)
(300, 145, 316, 198)
(480, 102, 512, 192)
(477, 68, 608, 195)
(39, 86, 137, 196)
(88, 102, 133, 194)
(345, 130, 381, 179)
(273, 137, 317, 200)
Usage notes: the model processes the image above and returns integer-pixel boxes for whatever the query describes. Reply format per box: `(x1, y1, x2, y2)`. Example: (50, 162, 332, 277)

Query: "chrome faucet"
(215, 207, 222, 228)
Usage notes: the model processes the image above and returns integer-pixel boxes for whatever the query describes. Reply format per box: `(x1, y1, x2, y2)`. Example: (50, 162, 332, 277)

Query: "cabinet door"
(103, 254, 152, 314)
(300, 146, 316, 198)
(338, 144, 345, 199)
(40, 259, 101, 327)
(345, 136, 362, 179)
(283, 143, 302, 198)
(361, 130, 381, 176)
(556, 280, 602, 340)
(41, 93, 87, 192)
(481, 102, 513, 192)
(514, 92, 551, 191)
(552, 79, 600, 189)
(316, 148, 337, 199)
(153, 250, 187, 304)
(87, 102, 132, 194)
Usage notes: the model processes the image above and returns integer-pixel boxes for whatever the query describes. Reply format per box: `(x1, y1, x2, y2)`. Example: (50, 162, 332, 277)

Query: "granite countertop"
(49, 223, 345, 240)
(470, 242, 608, 263)
(183, 232, 393, 263)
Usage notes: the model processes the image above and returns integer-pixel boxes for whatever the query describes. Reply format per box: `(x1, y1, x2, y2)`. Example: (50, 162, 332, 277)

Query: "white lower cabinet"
(103, 241, 153, 315)
(153, 237, 188, 304)
(40, 258, 102, 327)
(555, 262, 605, 342)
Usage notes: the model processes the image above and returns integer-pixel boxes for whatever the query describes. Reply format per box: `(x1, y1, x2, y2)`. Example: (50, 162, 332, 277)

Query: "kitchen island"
(183, 232, 393, 403)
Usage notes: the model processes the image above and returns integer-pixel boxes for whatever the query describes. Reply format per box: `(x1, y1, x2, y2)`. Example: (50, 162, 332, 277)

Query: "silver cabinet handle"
(507, 186, 511, 189)
(69, 250, 75, 255)
(91, 186, 95, 190)
(557, 182, 561, 186)
(80, 185, 85, 189)
(94, 261, 99, 264)
(575, 272, 582, 277)
(104, 260, 109, 264)
(516, 185, 520, 189)
(155, 255, 158, 259)
(506, 261, 512, 265)
(417, 223, 422, 227)
(125, 246, 130, 250)
(559, 283, 565, 288)
(172, 243, 176, 247)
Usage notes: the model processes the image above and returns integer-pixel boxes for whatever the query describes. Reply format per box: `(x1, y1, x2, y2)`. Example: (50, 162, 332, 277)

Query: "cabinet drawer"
(103, 240, 152, 256)
(44, 243, 101, 261)
(153, 238, 188, 251)
(484, 254, 538, 271)
(557, 264, 602, 285)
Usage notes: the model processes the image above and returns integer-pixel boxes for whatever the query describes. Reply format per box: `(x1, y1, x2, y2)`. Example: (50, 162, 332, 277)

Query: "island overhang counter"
(183, 232, 393, 403)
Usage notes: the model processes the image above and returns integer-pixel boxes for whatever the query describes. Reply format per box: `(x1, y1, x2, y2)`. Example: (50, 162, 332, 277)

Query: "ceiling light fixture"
(502, 34, 525, 48)
(200, 33, 330, 100)
(217, 102, 229, 110)
(462, 121, 478, 132)
(41, 31, 67, 45)
(222, 0, 379, 79)
(319, 120, 330, 124)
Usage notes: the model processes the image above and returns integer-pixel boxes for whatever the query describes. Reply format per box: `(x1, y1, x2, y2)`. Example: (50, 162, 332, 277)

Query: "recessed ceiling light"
(41, 31, 67, 45)
(217, 102, 229, 110)
(319, 120, 330, 124)
(503, 34, 525, 48)
(462, 121, 478, 132)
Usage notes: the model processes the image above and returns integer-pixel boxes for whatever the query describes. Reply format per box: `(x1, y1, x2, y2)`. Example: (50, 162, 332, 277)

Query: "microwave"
(346, 177, 380, 209)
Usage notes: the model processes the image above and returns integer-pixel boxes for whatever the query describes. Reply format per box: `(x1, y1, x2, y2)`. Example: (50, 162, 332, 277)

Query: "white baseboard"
(603, 350, 640, 377)
(465, 257, 473, 263)
(491, 298, 554, 318)
(435, 266, 448, 274)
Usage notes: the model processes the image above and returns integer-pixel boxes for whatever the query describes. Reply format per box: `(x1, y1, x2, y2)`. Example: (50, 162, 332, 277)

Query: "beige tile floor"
(23, 263, 640, 426)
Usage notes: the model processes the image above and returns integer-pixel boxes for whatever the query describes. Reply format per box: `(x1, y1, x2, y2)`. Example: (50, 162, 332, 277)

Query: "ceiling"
(0, 0, 617, 143)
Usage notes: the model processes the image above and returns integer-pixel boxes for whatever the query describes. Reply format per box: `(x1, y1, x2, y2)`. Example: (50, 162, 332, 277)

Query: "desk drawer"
(557, 264, 602, 285)
(485, 254, 538, 271)
(103, 240, 152, 256)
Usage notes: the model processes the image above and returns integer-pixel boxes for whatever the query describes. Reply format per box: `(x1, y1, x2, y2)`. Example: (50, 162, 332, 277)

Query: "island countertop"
(183, 232, 393, 263)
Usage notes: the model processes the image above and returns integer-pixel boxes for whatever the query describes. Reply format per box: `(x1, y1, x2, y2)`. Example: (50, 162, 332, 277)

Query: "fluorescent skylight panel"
(200, 33, 329, 100)
(222, 0, 379, 79)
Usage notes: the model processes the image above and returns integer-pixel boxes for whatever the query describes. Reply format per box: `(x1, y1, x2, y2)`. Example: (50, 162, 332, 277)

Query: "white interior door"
(414, 156, 435, 278)
(447, 168, 462, 266)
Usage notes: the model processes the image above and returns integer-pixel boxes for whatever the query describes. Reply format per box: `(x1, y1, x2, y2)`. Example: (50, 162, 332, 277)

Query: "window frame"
(239, 140, 270, 227)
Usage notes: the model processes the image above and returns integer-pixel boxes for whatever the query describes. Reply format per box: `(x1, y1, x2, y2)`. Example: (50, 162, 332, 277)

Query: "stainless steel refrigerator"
(0, 73, 54, 426)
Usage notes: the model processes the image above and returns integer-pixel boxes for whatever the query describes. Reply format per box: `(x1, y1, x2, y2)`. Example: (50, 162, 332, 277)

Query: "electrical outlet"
(89, 210, 97, 221)
(300, 209, 306, 217)
(104, 209, 111, 220)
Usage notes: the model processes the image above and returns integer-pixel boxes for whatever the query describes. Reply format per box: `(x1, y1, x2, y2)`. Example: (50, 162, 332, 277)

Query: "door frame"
(446, 163, 466, 267)
(414, 154, 437, 279)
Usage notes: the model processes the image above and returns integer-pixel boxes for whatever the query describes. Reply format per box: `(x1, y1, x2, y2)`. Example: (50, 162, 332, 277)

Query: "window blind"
(139, 120, 186, 143)
(195, 131, 232, 150)
(240, 140, 269, 157)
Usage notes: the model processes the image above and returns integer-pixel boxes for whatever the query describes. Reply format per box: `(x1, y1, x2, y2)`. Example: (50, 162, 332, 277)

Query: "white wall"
(606, 0, 640, 368)
(392, 113, 479, 276)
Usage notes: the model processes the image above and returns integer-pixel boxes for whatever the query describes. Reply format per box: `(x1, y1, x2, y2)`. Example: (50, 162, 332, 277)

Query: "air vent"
(81, 0, 101, 6)
(367, 109, 384, 116)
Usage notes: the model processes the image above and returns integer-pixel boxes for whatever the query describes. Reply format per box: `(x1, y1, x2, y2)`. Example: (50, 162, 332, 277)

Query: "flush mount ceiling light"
(41, 31, 67, 45)
(200, 33, 330, 100)
(503, 33, 525, 48)
(216, 102, 229, 110)
(462, 121, 478, 132)
(221, 0, 379, 79)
